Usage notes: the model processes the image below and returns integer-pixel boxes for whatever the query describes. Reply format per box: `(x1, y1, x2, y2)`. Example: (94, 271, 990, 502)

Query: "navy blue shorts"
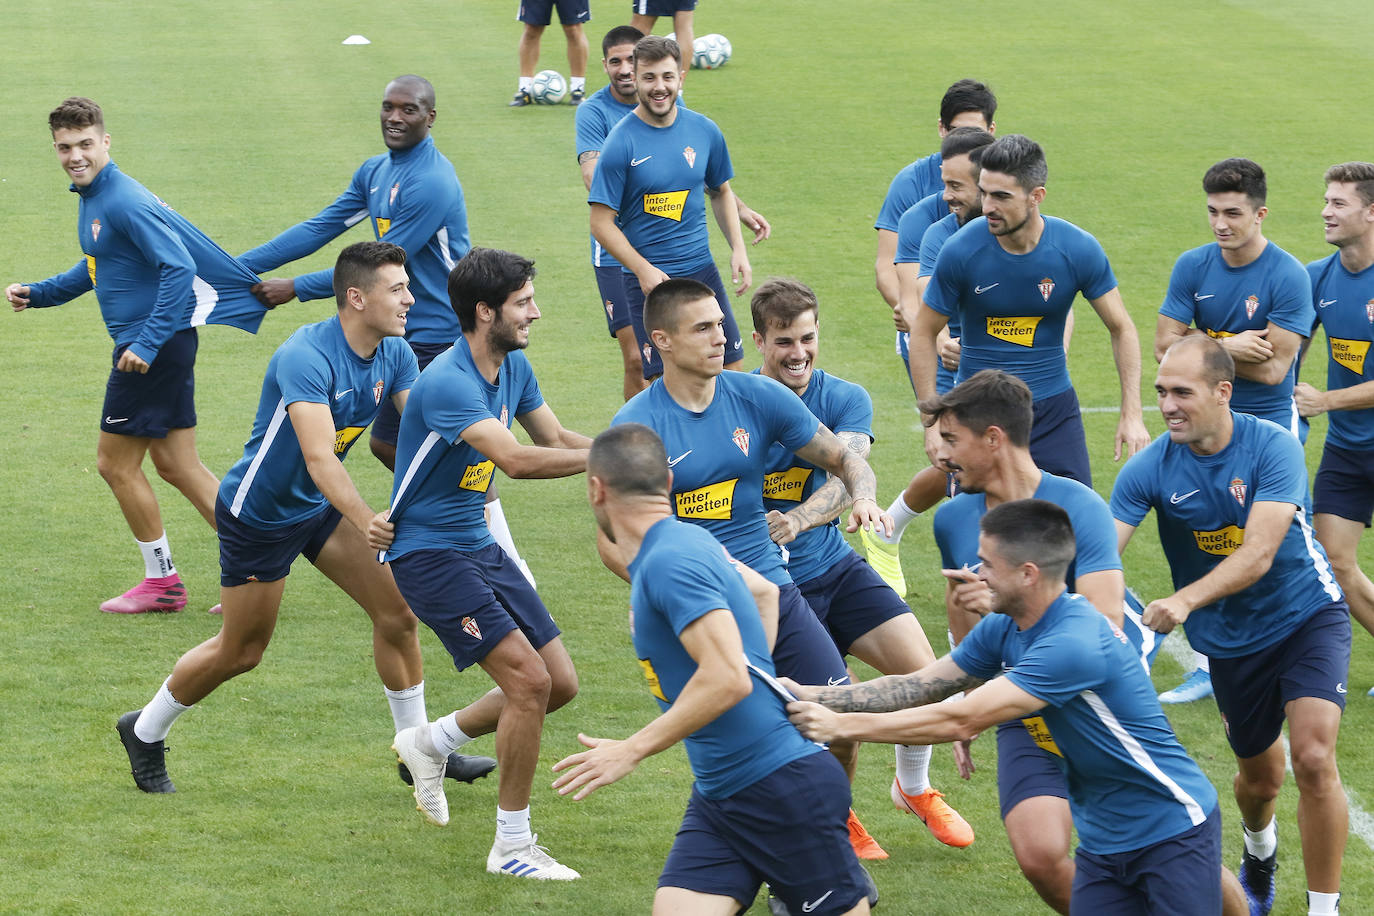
(371, 340, 450, 448)
(634, 0, 696, 14)
(771, 583, 850, 687)
(996, 716, 1068, 820)
(1210, 601, 1351, 758)
(1029, 387, 1091, 487)
(101, 328, 198, 438)
(390, 544, 561, 671)
(1313, 442, 1374, 526)
(216, 497, 342, 587)
(594, 264, 633, 337)
(518, 0, 590, 25)
(1071, 804, 1222, 916)
(659, 751, 867, 915)
(798, 550, 911, 657)
(625, 263, 745, 379)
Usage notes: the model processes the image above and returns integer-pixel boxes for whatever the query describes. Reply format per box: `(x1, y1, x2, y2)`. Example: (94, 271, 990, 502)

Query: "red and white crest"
(1366, 299, 1374, 324)
(1244, 295, 1259, 319)
(732, 426, 750, 456)
(500, 405, 509, 427)
(91, 219, 101, 242)
(389, 183, 400, 205)
(682, 146, 697, 168)
(643, 342, 654, 364)
(1038, 277, 1055, 301)
(1229, 477, 1247, 505)
(605, 299, 615, 320)
(461, 616, 482, 640)
(373, 379, 384, 404)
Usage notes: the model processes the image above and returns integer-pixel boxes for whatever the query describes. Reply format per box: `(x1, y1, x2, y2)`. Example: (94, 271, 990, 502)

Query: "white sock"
(497, 806, 532, 848)
(1308, 890, 1341, 915)
(1195, 652, 1210, 675)
(895, 744, 932, 794)
(430, 714, 472, 757)
(138, 533, 176, 579)
(134, 678, 190, 743)
(518, 76, 532, 91)
(570, 76, 585, 91)
(385, 681, 426, 732)
(486, 499, 524, 565)
(880, 495, 919, 545)
(1243, 817, 1277, 859)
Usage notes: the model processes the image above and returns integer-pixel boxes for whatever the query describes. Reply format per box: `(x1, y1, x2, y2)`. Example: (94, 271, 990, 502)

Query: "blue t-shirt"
(757, 369, 872, 585)
(588, 107, 734, 275)
(925, 216, 1117, 399)
(953, 592, 1218, 855)
(220, 316, 418, 529)
(1308, 252, 1374, 450)
(1159, 242, 1313, 432)
(919, 211, 966, 394)
(385, 336, 545, 558)
(26, 161, 266, 364)
(629, 517, 821, 799)
(575, 85, 638, 269)
(240, 136, 470, 346)
(874, 153, 943, 233)
(894, 193, 949, 265)
(613, 372, 821, 586)
(1110, 412, 1342, 657)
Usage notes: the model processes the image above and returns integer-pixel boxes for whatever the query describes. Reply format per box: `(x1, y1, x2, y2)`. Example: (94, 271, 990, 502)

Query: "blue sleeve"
(389, 342, 419, 395)
(647, 545, 736, 636)
(894, 204, 932, 264)
(1074, 231, 1117, 302)
(1004, 619, 1110, 706)
(25, 260, 92, 307)
(513, 355, 547, 417)
(276, 340, 334, 408)
(1109, 447, 1160, 527)
(575, 103, 609, 157)
(830, 380, 873, 438)
(1254, 425, 1309, 507)
(1265, 257, 1315, 338)
(949, 614, 1011, 680)
(874, 166, 913, 233)
(588, 128, 629, 211)
(924, 239, 962, 318)
(111, 200, 197, 365)
(704, 120, 733, 190)
(1065, 487, 1122, 576)
(1159, 251, 1198, 325)
(918, 221, 949, 278)
(766, 380, 822, 452)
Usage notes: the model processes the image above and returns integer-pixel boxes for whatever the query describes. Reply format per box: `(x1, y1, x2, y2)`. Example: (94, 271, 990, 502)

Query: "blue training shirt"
(613, 372, 820, 586)
(630, 517, 821, 799)
(953, 592, 1218, 855)
(574, 85, 638, 269)
(588, 107, 733, 276)
(925, 215, 1116, 399)
(385, 336, 545, 558)
(26, 161, 266, 365)
(240, 136, 470, 346)
(1110, 412, 1342, 657)
(220, 315, 418, 529)
(874, 152, 943, 233)
(918, 210, 966, 394)
(1308, 252, 1374, 450)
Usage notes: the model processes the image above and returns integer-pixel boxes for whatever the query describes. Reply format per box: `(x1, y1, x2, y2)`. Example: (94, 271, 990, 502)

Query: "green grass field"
(4, 0, 1374, 912)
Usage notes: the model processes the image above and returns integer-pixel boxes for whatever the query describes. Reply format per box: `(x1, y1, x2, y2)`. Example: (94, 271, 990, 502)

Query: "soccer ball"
(529, 69, 568, 104)
(692, 34, 732, 70)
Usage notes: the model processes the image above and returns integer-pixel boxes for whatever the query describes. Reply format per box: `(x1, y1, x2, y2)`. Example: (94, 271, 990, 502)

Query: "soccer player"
(116, 242, 494, 796)
(1152, 158, 1315, 705)
(751, 278, 972, 855)
(1297, 161, 1374, 653)
(785, 499, 1229, 916)
(1113, 336, 1349, 916)
(384, 248, 588, 879)
(629, 0, 696, 82)
(909, 133, 1151, 486)
(509, 0, 590, 107)
(576, 25, 769, 400)
(589, 35, 753, 382)
(553, 423, 872, 916)
(6, 97, 266, 615)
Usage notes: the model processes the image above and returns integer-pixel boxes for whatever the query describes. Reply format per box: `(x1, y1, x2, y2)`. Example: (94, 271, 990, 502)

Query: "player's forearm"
(811, 669, 977, 714)
(787, 476, 851, 534)
(26, 260, 92, 307)
(623, 662, 753, 763)
(305, 458, 378, 536)
(1109, 324, 1145, 416)
(1324, 380, 1374, 412)
(1232, 352, 1294, 386)
(1172, 543, 1277, 614)
(709, 188, 747, 254)
(875, 231, 899, 308)
(830, 704, 974, 746)
(496, 445, 589, 480)
(590, 210, 654, 278)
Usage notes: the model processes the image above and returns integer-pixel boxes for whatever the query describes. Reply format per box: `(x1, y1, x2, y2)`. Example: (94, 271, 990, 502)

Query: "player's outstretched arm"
(287, 400, 393, 550)
(707, 181, 751, 294)
(1087, 288, 1150, 460)
(789, 655, 978, 714)
(793, 425, 889, 536)
(768, 431, 871, 546)
(516, 403, 593, 450)
(461, 416, 588, 480)
(552, 609, 752, 800)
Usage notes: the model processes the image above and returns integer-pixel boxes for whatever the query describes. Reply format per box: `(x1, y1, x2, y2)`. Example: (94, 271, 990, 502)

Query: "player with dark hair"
(384, 247, 590, 879)
(508, 0, 590, 107)
(552, 422, 872, 915)
(6, 97, 267, 615)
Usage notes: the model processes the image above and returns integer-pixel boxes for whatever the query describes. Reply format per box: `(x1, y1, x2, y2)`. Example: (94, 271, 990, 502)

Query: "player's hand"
(1142, 595, 1190, 634)
(1114, 413, 1152, 461)
(844, 498, 891, 537)
(921, 422, 942, 470)
(367, 510, 395, 551)
(786, 700, 843, 743)
(115, 349, 150, 374)
(551, 733, 639, 800)
(1294, 381, 1327, 418)
(891, 304, 909, 334)
(251, 277, 297, 307)
(730, 250, 752, 296)
(5, 283, 31, 311)
(776, 676, 817, 703)
(738, 206, 771, 245)
(766, 509, 801, 546)
(939, 335, 962, 371)
(635, 265, 671, 296)
(1219, 327, 1272, 363)
(943, 567, 993, 617)
(953, 737, 977, 780)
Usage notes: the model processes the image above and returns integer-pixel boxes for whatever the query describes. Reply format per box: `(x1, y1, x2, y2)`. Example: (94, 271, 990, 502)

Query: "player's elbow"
(496, 451, 540, 479)
(721, 665, 753, 707)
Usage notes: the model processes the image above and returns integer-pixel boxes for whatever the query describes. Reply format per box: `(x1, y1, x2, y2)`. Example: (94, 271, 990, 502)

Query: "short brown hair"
(750, 278, 818, 335)
(634, 35, 681, 69)
(49, 97, 103, 134)
(918, 370, 1032, 446)
(1324, 161, 1374, 208)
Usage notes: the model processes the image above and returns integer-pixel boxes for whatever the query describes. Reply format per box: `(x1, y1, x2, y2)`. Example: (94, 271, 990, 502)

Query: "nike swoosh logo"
(1319, 298, 1337, 308)
(630, 156, 652, 166)
(1193, 293, 1215, 301)
(827, 676, 848, 686)
(334, 389, 353, 401)
(802, 891, 835, 912)
(1170, 489, 1200, 504)
(667, 450, 693, 467)
(1337, 682, 1348, 694)
(974, 283, 998, 294)
(104, 416, 128, 424)
(369, 186, 378, 193)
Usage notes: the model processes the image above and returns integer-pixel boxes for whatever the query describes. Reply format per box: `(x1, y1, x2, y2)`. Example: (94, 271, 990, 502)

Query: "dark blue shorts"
(659, 751, 867, 915)
(518, 0, 590, 26)
(625, 263, 745, 379)
(1122, 586, 1165, 671)
(1313, 442, 1374, 526)
(1029, 387, 1091, 487)
(1071, 804, 1222, 916)
(389, 544, 561, 671)
(594, 264, 633, 337)
(996, 716, 1068, 820)
(771, 583, 850, 687)
(634, 0, 696, 14)
(216, 497, 342, 587)
(101, 328, 198, 438)
(798, 550, 911, 657)
(1210, 601, 1351, 758)
(371, 340, 450, 448)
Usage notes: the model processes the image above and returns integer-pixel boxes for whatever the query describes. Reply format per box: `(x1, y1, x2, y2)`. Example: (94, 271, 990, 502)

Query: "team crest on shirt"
(1244, 295, 1260, 319)
(732, 426, 750, 456)
(1037, 277, 1055, 301)
(1366, 299, 1374, 323)
(389, 183, 400, 205)
(460, 616, 482, 640)
(500, 405, 509, 427)
(90, 218, 101, 242)
(373, 379, 385, 404)
(682, 146, 696, 168)
(1229, 477, 1247, 505)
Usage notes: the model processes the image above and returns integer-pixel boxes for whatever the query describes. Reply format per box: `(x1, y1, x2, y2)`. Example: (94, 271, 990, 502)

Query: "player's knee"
(218, 639, 268, 678)
(1290, 741, 1340, 790)
(547, 669, 579, 712)
(1014, 843, 1072, 893)
(1233, 767, 1283, 803)
(503, 655, 553, 708)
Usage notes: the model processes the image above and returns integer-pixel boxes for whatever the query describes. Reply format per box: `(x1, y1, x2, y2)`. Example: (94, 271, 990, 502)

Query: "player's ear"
(751, 330, 764, 353)
(1030, 186, 1047, 206)
(650, 326, 670, 352)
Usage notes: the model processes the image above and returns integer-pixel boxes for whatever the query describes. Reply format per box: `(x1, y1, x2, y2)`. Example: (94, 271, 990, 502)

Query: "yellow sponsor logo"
(643, 190, 689, 221)
(762, 467, 812, 502)
(985, 316, 1041, 347)
(676, 478, 738, 520)
(1193, 525, 1244, 556)
(1204, 328, 1236, 339)
(375, 217, 391, 237)
(1331, 337, 1370, 375)
(638, 658, 667, 701)
(334, 426, 365, 455)
(1021, 716, 1063, 757)
(86, 255, 96, 287)
(460, 460, 495, 493)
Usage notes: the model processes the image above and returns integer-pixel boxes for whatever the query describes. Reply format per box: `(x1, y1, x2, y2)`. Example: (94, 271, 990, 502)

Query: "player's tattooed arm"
(578, 150, 599, 191)
(794, 423, 891, 536)
(766, 431, 870, 546)
(805, 657, 982, 713)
